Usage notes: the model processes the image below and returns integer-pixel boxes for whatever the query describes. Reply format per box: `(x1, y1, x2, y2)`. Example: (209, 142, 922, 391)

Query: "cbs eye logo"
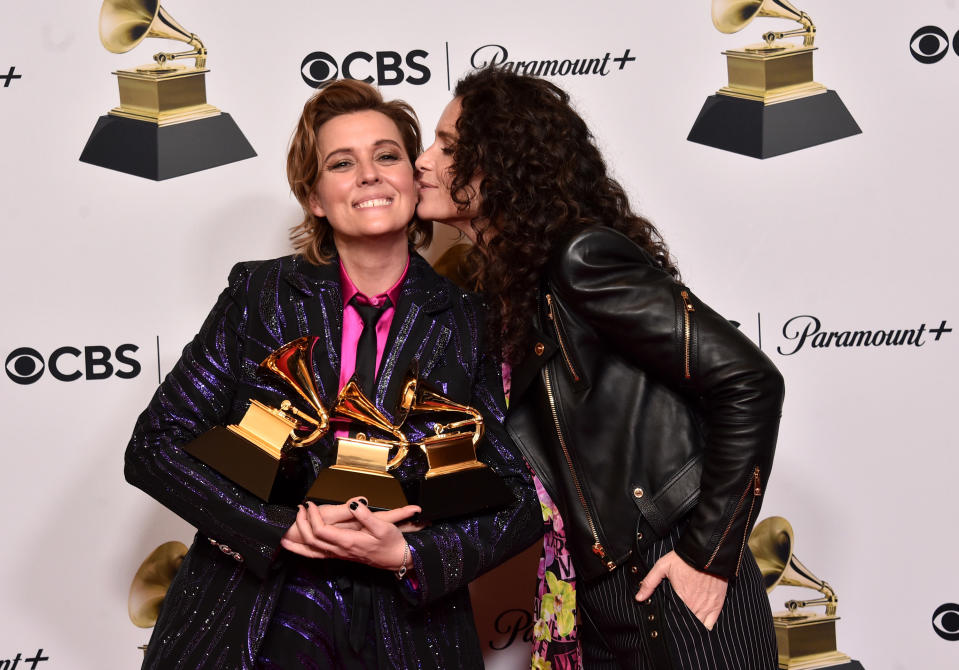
(5, 345, 141, 385)
(301, 50, 430, 88)
(910, 26, 959, 63)
(933, 603, 959, 641)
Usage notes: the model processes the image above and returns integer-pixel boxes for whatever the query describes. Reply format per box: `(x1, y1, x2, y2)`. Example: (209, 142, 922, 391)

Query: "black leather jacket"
(506, 227, 785, 582)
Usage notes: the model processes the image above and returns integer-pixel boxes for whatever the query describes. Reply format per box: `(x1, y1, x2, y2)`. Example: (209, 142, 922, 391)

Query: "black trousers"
(577, 523, 778, 669)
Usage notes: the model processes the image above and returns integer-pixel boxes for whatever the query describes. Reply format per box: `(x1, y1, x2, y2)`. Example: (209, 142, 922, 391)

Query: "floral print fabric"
(530, 475, 582, 670)
(503, 361, 581, 669)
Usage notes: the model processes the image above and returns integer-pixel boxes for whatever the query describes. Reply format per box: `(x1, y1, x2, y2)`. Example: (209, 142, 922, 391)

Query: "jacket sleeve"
(551, 227, 785, 578)
(402, 311, 543, 605)
(124, 262, 298, 580)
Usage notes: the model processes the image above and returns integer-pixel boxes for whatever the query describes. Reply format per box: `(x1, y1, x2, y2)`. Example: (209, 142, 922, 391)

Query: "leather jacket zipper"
(545, 293, 581, 382)
(680, 290, 695, 380)
(704, 465, 761, 575)
(543, 364, 612, 570)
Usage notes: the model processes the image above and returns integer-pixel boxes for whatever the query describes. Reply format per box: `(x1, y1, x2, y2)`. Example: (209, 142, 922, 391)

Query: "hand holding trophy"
(305, 377, 413, 511)
(307, 363, 514, 520)
(187, 337, 514, 519)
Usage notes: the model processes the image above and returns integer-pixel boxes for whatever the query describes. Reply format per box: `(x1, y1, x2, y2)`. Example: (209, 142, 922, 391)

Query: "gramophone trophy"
(749, 517, 864, 670)
(308, 367, 514, 519)
(306, 379, 413, 511)
(185, 337, 330, 503)
(400, 375, 514, 520)
(687, 0, 860, 158)
(79, 0, 256, 180)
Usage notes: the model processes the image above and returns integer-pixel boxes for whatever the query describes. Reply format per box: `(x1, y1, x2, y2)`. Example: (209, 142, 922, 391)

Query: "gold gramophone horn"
(748, 516, 837, 615)
(413, 388, 485, 446)
(396, 367, 484, 446)
(99, 0, 207, 67)
(711, 0, 816, 47)
(261, 337, 330, 447)
(305, 380, 412, 509)
(128, 541, 188, 628)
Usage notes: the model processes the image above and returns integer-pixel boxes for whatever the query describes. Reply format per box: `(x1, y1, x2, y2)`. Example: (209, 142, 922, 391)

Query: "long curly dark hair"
(449, 68, 678, 365)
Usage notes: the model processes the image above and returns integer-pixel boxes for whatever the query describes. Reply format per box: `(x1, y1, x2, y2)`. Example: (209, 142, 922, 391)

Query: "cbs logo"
(910, 26, 959, 64)
(301, 50, 430, 88)
(5, 344, 141, 385)
(933, 603, 959, 641)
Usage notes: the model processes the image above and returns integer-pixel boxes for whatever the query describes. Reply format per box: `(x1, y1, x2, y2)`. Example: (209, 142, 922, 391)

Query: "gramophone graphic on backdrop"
(749, 517, 865, 670)
(688, 0, 861, 158)
(128, 541, 187, 655)
(79, 0, 256, 180)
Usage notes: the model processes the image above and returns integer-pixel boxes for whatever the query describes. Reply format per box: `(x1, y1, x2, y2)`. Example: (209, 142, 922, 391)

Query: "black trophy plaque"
(80, 113, 256, 180)
(687, 91, 861, 159)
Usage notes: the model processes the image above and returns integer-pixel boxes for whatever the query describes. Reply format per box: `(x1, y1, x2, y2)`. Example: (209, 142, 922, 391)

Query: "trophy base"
(79, 112, 256, 180)
(773, 613, 863, 670)
(686, 90, 861, 159)
(112, 66, 219, 126)
(306, 467, 411, 511)
(411, 465, 515, 521)
(184, 426, 302, 503)
(720, 45, 823, 104)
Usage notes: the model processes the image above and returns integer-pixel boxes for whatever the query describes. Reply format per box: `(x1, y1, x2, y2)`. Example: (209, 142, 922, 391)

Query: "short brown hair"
(287, 79, 432, 264)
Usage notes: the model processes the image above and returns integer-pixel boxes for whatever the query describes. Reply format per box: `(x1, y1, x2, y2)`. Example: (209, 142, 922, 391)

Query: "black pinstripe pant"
(577, 523, 778, 669)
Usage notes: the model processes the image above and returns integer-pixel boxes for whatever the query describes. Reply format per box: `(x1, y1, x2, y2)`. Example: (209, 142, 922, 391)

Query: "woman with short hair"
(125, 78, 541, 669)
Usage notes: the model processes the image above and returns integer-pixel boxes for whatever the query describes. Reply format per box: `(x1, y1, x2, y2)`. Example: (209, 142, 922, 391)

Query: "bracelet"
(394, 541, 410, 580)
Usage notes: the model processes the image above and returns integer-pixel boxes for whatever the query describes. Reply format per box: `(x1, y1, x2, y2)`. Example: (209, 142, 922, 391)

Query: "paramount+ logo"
(301, 49, 430, 88)
(5, 344, 141, 385)
(776, 316, 952, 355)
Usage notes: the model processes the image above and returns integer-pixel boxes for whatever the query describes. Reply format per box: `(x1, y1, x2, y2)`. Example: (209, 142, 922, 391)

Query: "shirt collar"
(339, 255, 410, 308)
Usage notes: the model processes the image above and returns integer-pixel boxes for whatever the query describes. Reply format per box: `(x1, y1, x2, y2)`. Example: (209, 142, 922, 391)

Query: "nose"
(357, 157, 381, 185)
(415, 145, 433, 174)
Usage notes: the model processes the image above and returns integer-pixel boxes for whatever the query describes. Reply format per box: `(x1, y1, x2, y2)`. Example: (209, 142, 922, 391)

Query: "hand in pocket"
(635, 550, 728, 630)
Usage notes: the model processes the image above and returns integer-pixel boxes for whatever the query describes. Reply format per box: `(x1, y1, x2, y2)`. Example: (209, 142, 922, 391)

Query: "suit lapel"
(282, 255, 343, 406)
(375, 254, 453, 422)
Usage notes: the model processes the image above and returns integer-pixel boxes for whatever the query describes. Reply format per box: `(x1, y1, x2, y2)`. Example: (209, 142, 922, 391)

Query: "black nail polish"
(349, 501, 359, 511)
(358, 497, 369, 506)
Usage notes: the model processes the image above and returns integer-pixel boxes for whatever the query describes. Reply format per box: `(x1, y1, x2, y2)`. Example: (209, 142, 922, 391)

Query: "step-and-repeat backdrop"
(2, 2, 956, 668)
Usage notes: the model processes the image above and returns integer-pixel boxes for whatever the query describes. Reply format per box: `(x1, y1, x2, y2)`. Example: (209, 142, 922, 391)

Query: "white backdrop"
(2, 1, 957, 668)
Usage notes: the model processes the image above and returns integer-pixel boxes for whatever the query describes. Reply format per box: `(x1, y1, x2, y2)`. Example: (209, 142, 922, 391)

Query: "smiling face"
(309, 110, 417, 245)
(415, 97, 482, 239)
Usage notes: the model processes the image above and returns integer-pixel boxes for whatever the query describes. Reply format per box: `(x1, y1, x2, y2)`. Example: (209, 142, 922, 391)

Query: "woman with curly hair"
(125, 78, 541, 669)
(416, 67, 785, 669)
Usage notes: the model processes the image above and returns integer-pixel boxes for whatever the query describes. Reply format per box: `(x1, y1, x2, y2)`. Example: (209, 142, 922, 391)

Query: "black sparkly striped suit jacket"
(124, 251, 541, 669)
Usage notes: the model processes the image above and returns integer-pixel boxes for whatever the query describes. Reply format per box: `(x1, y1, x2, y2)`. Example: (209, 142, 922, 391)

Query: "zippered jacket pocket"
(704, 465, 762, 576)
